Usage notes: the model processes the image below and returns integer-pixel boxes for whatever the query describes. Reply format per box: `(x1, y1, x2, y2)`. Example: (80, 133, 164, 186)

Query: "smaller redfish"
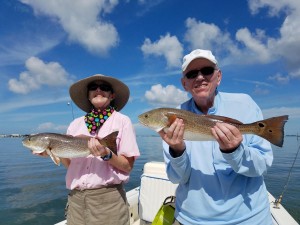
(22, 131, 118, 166)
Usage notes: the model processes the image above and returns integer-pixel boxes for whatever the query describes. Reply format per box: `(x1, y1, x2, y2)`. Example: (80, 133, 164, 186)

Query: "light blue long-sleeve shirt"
(163, 91, 273, 225)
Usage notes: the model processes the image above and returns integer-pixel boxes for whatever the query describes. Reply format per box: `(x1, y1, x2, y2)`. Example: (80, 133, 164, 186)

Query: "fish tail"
(99, 131, 119, 155)
(255, 115, 289, 147)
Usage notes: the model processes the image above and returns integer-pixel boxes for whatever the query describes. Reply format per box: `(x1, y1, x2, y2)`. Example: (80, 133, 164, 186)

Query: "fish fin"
(166, 111, 243, 125)
(254, 115, 289, 147)
(98, 131, 119, 155)
(155, 113, 178, 133)
(155, 127, 165, 132)
(163, 127, 170, 134)
(46, 149, 61, 166)
(165, 113, 178, 126)
(204, 114, 244, 124)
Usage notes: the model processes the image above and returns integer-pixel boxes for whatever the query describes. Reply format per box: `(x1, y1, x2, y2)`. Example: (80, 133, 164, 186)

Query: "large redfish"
(138, 108, 288, 147)
(22, 131, 118, 165)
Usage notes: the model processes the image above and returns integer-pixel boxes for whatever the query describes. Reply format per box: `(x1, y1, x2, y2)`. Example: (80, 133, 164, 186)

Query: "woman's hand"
(88, 137, 111, 157)
(88, 136, 135, 173)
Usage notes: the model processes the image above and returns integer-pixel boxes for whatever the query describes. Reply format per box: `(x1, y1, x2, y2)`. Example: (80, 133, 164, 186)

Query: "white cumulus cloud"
(8, 57, 72, 94)
(141, 33, 183, 68)
(36, 122, 68, 133)
(145, 84, 189, 107)
(183, 1, 300, 79)
(184, 18, 234, 53)
(20, 0, 119, 55)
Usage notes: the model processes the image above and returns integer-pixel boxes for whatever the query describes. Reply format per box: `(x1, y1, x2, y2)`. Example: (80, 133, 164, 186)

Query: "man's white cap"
(182, 49, 218, 72)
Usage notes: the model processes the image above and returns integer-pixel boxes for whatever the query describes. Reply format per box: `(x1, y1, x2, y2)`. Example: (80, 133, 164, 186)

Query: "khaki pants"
(66, 184, 129, 225)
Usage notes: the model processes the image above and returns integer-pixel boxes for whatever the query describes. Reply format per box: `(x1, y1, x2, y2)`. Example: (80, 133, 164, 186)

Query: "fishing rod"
(273, 136, 300, 208)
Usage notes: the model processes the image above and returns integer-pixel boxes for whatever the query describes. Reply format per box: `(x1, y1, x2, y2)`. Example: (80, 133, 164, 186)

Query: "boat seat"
(138, 161, 178, 224)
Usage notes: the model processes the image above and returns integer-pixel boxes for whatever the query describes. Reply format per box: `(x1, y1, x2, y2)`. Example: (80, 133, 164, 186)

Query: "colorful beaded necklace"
(84, 106, 114, 135)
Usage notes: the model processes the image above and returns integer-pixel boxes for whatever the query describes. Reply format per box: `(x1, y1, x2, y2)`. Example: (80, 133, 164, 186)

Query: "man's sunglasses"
(185, 66, 216, 79)
(88, 83, 113, 92)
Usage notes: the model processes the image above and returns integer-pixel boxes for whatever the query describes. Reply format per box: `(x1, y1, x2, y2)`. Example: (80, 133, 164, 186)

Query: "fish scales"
(46, 134, 91, 158)
(138, 108, 288, 147)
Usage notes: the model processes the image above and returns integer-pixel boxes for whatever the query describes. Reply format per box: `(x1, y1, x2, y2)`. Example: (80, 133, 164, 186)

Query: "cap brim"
(182, 57, 217, 72)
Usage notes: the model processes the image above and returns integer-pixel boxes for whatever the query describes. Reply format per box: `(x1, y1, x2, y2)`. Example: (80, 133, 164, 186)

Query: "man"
(159, 49, 273, 225)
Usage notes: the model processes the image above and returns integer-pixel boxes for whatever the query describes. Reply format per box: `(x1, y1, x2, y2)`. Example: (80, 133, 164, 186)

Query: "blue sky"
(0, 0, 299, 136)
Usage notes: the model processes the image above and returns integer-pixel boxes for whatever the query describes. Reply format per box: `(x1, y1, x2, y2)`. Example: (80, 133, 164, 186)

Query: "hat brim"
(69, 74, 129, 112)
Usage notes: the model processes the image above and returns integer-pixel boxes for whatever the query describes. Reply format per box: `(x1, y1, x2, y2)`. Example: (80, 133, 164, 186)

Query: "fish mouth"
(138, 115, 162, 132)
(22, 140, 29, 147)
(22, 136, 29, 142)
(138, 120, 147, 127)
(22, 137, 44, 153)
(23, 143, 45, 154)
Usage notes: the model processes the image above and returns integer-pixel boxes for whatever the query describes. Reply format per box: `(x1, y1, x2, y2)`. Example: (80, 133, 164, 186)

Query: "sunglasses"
(88, 83, 113, 92)
(185, 67, 216, 79)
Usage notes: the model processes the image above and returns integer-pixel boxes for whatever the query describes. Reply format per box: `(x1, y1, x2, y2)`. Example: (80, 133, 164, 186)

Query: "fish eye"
(144, 114, 149, 118)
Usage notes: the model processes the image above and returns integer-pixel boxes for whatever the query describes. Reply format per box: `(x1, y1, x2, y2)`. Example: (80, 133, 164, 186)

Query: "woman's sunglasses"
(88, 83, 113, 92)
(185, 66, 216, 79)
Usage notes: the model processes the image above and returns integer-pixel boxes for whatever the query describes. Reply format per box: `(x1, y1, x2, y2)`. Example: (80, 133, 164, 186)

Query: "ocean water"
(0, 136, 299, 225)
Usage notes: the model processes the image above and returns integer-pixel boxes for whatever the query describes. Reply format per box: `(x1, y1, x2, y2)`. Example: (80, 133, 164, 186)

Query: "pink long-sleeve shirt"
(65, 111, 140, 190)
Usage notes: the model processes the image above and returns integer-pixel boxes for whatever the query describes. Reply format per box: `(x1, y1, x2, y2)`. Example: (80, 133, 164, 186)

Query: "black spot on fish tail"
(255, 115, 289, 147)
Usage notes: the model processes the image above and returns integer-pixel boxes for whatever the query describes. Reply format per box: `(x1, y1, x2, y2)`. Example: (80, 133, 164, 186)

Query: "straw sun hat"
(69, 74, 130, 112)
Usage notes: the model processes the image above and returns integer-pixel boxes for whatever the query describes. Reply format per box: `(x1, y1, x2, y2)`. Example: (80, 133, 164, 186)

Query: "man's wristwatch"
(101, 150, 113, 161)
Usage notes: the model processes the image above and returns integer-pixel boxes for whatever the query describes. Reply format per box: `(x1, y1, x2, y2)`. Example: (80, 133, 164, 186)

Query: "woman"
(63, 74, 140, 225)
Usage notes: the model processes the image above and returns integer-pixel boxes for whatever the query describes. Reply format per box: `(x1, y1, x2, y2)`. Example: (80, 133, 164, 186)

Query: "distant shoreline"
(0, 134, 29, 138)
(286, 134, 300, 137)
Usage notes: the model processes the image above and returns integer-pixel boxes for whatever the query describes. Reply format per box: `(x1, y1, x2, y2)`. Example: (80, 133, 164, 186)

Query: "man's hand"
(158, 118, 186, 154)
(211, 122, 243, 153)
